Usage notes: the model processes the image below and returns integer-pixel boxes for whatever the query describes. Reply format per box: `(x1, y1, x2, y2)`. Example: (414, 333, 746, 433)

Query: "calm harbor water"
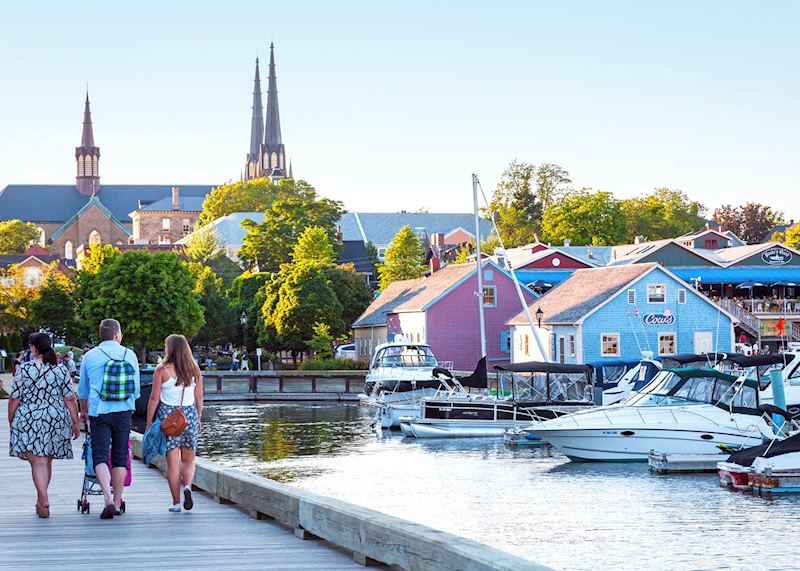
(198, 402, 800, 571)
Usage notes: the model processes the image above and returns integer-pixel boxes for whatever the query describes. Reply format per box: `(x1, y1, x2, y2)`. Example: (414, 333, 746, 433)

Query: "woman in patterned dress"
(145, 334, 203, 512)
(8, 332, 80, 518)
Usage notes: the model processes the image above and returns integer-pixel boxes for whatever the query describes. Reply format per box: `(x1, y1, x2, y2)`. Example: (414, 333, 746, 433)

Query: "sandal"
(36, 505, 50, 518)
(100, 503, 115, 519)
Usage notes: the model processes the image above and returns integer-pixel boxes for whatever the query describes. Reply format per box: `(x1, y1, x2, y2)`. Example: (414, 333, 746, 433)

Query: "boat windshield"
(628, 371, 757, 410)
(717, 363, 783, 390)
(508, 371, 593, 403)
(373, 345, 437, 368)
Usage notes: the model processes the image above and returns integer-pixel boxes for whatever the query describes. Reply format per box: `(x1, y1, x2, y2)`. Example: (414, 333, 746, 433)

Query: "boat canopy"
(722, 354, 789, 368)
(497, 362, 593, 404)
(457, 357, 488, 389)
(660, 353, 708, 368)
(371, 344, 437, 369)
(495, 362, 591, 374)
(726, 432, 800, 467)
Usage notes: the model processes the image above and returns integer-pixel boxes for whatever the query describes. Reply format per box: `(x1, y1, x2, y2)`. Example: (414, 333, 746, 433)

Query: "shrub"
(298, 358, 366, 371)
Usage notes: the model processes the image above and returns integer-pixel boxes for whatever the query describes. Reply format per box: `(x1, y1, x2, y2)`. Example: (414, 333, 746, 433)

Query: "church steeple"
(261, 43, 286, 181)
(75, 92, 101, 196)
(244, 58, 264, 180)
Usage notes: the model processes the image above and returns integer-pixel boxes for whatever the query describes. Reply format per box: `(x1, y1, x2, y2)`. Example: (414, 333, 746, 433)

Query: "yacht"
(526, 368, 775, 461)
(716, 352, 800, 418)
(597, 357, 662, 406)
(399, 362, 594, 438)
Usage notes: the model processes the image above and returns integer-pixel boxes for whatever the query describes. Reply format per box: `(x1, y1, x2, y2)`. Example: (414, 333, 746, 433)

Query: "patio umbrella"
(736, 281, 766, 312)
(771, 281, 799, 313)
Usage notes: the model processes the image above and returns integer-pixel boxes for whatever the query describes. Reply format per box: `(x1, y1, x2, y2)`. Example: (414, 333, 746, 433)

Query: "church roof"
(50, 196, 132, 241)
(138, 196, 206, 212)
(0, 184, 214, 224)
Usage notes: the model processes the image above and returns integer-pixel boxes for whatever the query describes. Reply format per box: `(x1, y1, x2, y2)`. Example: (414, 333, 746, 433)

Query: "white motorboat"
(599, 357, 662, 406)
(400, 362, 595, 438)
(527, 368, 775, 462)
(716, 352, 800, 418)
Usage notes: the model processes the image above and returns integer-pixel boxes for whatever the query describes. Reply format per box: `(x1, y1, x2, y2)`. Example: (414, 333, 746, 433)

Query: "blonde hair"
(163, 334, 201, 387)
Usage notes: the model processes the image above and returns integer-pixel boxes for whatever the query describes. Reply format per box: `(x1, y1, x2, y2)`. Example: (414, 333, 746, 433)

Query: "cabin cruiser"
(527, 368, 775, 462)
(400, 362, 594, 438)
(596, 357, 662, 406)
(716, 352, 800, 418)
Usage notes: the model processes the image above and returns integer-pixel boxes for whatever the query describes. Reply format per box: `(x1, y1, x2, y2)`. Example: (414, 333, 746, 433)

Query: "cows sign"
(643, 312, 675, 326)
(761, 247, 792, 265)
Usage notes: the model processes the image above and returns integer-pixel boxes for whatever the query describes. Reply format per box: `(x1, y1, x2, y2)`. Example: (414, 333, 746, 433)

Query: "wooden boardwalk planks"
(0, 404, 361, 571)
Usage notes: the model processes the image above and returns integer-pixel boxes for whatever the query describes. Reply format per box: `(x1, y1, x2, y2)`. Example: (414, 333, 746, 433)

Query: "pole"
(770, 369, 786, 434)
(472, 174, 487, 360)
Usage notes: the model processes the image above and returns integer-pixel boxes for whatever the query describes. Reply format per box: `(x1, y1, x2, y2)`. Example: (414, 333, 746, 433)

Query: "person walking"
(8, 332, 80, 518)
(241, 349, 249, 371)
(64, 351, 77, 380)
(145, 334, 203, 512)
(231, 349, 239, 371)
(77, 319, 140, 519)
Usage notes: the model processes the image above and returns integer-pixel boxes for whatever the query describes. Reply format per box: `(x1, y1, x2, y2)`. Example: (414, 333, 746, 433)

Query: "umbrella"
(771, 282, 799, 314)
(528, 279, 553, 291)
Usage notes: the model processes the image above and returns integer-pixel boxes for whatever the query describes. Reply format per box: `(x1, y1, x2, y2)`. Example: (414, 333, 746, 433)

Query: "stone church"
(0, 45, 291, 259)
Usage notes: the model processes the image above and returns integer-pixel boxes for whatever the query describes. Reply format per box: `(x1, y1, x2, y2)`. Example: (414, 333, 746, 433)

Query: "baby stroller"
(77, 424, 132, 514)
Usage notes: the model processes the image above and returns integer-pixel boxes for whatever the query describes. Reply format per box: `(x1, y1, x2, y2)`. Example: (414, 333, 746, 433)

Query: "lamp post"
(240, 311, 248, 351)
(535, 307, 544, 328)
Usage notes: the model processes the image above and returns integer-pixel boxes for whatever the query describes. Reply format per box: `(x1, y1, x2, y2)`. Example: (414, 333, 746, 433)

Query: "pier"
(1, 404, 549, 571)
(201, 370, 367, 402)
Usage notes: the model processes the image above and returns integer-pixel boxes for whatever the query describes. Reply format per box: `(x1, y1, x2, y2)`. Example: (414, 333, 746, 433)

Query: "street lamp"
(240, 311, 248, 350)
(535, 307, 544, 328)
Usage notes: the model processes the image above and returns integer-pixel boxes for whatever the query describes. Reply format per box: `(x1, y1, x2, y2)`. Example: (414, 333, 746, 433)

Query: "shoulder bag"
(161, 382, 189, 437)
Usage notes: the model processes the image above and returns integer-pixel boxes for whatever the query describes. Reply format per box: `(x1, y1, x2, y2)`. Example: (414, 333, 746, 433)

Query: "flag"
(777, 317, 785, 336)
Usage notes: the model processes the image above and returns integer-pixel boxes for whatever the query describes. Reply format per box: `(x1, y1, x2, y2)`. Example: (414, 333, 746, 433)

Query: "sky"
(1, 1, 799, 218)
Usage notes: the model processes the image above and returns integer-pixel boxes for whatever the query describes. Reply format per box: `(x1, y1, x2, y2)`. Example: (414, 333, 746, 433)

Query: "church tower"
(244, 58, 264, 180)
(75, 93, 101, 196)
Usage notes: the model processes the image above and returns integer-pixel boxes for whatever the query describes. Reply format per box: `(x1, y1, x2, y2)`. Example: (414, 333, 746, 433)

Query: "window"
(64, 241, 73, 260)
(500, 331, 511, 353)
(89, 230, 101, 246)
(627, 289, 636, 305)
(36, 227, 46, 247)
(647, 283, 666, 304)
(483, 269, 493, 281)
(377, 248, 387, 259)
(271, 152, 278, 169)
(77, 155, 84, 176)
(182, 219, 191, 235)
(601, 333, 620, 357)
(658, 333, 677, 356)
(678, 289, 687, 304)
(568, 333, 575, 357)
(162, 218, 171, 232)
(92, 156, 99, 176)
(558, 336, 565, 363)
(159, 236, 172, 245)
(524, 334, 530, 356)
(482, 286, 497, 307)
(703, 238, 718, 249)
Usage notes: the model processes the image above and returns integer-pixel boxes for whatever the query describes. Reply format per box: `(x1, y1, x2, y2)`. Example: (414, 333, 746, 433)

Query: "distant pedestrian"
(64, 351, 77, 380)
(77, 318, 140, 520)
(241, 350, 249, 371)
(8, 332, 80, 518)
(231, 350, 239, 371)
(145, 334, 203, 512)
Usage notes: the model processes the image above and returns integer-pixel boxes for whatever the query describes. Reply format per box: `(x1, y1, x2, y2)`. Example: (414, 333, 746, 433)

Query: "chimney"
(634, 235, 645, 244)
(705, 222, 710, 230)
(429, 257, 441, 273)
(336, 224, 343, 242)
(588, 248, 594, 259)
(563, 238, 571, 247)
(171, 186, 180, 210)
(432, 232, 445, 248)
(494, 247, 507, 269)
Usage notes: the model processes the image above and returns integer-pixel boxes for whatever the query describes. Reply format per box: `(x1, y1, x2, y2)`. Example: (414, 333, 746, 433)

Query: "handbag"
(161, 383, 188, 437)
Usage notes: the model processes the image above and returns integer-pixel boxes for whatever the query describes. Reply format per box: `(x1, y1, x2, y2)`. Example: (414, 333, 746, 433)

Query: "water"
(197, 402, 800, 571)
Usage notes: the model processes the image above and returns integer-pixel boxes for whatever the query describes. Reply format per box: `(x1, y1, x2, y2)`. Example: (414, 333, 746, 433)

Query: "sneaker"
(183, 488, 193, 511)
(100, 504, 115, 519)
(168, 503, 182, 513)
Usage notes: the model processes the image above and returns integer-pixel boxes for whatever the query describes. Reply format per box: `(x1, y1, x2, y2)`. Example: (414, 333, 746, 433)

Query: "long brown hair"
(163, 334, 201, 387)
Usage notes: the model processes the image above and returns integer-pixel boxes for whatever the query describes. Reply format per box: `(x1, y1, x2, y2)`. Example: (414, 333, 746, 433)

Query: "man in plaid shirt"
(78, 319, 140, 519)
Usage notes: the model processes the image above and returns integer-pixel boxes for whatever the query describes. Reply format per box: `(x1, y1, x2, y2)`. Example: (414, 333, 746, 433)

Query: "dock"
(1, 402, 550, 571)
(648, 450, 729, 474)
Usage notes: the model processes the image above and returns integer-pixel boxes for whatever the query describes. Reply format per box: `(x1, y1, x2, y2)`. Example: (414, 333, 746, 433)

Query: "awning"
(671, 267, 800, 285)
(513, 270, 577, 286)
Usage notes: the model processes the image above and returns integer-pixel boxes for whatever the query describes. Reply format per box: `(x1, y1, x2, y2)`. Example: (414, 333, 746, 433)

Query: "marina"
(197, 401, 800, 571)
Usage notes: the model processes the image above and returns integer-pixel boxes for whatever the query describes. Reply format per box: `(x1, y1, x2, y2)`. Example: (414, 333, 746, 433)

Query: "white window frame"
(647, 283, 666, 304)
(658, 332, 677, 356)
(482, 285, 497, 308)
(601, 333, 620, 357)
(162, 218, 171, 232)
(627, 289, 636, 305)
(568, 333, 575, 357)
(678, 288, 687, 304)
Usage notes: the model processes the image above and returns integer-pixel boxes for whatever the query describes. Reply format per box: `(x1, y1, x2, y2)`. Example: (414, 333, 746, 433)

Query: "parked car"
(335, 343, 356, 360)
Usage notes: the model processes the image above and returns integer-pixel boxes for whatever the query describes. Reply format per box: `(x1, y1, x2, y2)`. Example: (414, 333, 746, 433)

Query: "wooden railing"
(201, 370, 367, 401)
(718, 298, 759, 337)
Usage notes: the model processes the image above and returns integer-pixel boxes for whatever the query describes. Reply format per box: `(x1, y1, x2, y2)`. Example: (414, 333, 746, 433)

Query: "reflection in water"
(197, 403, 800, 571)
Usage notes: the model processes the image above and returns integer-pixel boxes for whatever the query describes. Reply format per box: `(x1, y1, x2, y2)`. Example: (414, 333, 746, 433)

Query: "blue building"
(507, 263, 736, 364)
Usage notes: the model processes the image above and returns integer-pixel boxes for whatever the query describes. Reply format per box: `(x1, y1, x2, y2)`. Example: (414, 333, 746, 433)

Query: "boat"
(596, 356, 662, 406)
(526, 368, 775, 462)
(716, 352, 800, 418)
(400, 362, 594, 438)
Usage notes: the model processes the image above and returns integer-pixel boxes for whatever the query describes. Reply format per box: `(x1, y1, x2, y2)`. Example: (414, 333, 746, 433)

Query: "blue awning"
(671, 267, 800, 285)
(513, 270, 577, 286)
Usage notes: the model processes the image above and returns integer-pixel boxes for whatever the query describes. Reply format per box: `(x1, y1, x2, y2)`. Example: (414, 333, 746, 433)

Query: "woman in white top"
(146, 334, 203, 512)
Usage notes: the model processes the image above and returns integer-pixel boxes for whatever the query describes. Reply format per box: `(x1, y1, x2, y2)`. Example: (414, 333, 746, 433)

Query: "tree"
(228, 271, 272, 346)
(292, 226, 335, 266)
(198, 178, 322, 226)
(0, 220, 41, 254)
(485, 161, 572, 247)
(307, 322, 334, 360)
(183, 227, 223, 264)
(621, 188, 706, 241)
(541, 189, 628, 246)
(325, 263, 373, 330)
(774, 225, 800, 249)
(30, 266, 78, 342)
(0, 265, 40, 332)
(239, 192, 344, 271)
(712, 203, 785, 244)
(79, 251, 204, 361)
(187, 263, 238, 351)
(80, 244, 120, 275)
(377, 225, 426, 290)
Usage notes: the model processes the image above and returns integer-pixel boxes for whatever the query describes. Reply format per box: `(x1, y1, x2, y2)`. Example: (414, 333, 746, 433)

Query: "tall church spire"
(248, 58, 264, 160)
(264, 43, 282, 147)
(75, 92, 101, 196)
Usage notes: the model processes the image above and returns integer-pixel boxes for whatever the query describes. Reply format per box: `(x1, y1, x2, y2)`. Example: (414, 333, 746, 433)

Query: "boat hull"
(717, 462, 752, 490)
(400, 418, 524, 438)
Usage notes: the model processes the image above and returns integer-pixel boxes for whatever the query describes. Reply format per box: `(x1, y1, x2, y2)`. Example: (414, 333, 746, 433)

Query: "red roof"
(24, 244, 49, 256)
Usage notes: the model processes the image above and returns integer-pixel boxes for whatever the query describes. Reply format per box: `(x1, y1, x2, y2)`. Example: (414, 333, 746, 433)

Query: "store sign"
(643, 312, 675, 326)
(759, 320, 783, 337)
(761, 247, 792, 265)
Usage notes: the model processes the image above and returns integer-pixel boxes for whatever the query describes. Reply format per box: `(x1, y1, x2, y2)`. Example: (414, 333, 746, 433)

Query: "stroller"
(78, 424, 132, 514)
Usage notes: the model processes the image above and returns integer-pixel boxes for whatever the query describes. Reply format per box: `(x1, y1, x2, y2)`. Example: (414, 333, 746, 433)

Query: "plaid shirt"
(77, 341, 141, 417)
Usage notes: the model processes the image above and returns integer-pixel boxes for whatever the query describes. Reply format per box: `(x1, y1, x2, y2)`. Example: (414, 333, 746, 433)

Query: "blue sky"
(1, 1, 798, 218)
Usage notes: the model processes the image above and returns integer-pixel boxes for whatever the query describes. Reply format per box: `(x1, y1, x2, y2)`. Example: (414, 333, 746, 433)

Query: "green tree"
(292, 226, 336, 266)
(228, 271, 273, 346)
(307, 322, 334, 360)
(80, 244, 120, 275)
(187, 263, 238, 351)
(184, 227, 223, 264)
(712, 203, 785, 244)
(776, 226, 800, 249)
(239, 192, 344, 271)
(79, 251, 204, 361)
(0, 220, 42, 254)
(541, 189, 628, 246)
(377, 225, 426, 290)
(621, 188, 706, 241)
(30, 267, 78, 342)
(0, 264, 40, 332)
(325, 263, 373, 330)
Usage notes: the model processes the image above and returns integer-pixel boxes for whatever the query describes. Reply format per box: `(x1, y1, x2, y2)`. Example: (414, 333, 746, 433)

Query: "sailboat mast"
(473, 174, 487, 359)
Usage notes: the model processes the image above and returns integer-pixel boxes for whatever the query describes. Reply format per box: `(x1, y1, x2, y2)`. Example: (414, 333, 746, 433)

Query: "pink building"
(352, 261, 537, 371)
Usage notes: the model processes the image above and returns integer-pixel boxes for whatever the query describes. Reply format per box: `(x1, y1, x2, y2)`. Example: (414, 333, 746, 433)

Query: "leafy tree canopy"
(0, 220, 41, 255)
(30, 267, 78, 342)
(183, 227, 223, 264)
(292, 226, 336, 267)
(541, 189, 627, 246)
(377, 225, 426, 290)
(80, 244, 121, 275)
(712, 203, 784, 244)
(79, 251, 204, 361)
(187, 262, 238, 349)
(621, 187, 706, 242)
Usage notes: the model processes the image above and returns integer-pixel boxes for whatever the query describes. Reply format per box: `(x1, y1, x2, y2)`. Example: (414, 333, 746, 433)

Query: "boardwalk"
(0, 405, 362, 571)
